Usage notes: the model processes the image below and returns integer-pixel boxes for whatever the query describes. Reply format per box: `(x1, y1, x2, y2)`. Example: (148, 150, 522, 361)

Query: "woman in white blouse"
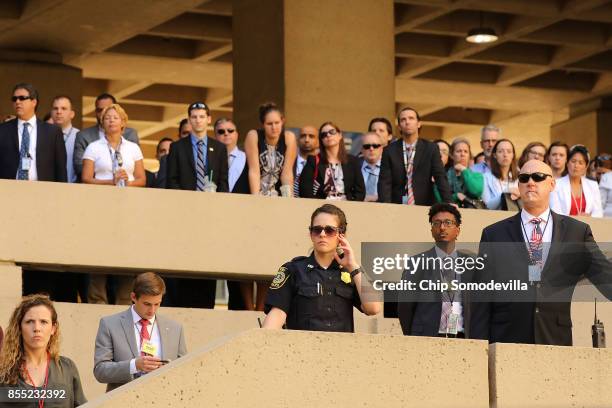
(550, 145, 602, 217)
(81, 103, 145, 187)
(482, 139, 520, 210)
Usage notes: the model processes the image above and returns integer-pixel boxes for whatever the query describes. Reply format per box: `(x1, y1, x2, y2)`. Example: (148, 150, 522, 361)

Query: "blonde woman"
(0, 295, 86, 407)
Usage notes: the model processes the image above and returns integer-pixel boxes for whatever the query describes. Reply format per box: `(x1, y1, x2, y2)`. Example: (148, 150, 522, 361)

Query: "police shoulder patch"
(270, 266, 290, 290)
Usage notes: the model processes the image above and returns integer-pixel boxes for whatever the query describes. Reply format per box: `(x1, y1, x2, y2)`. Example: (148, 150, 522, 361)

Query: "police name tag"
(141, 341, 157, 356)
(21, 158, 31, 171)
(446, 313, 459, 335)
(528, 264, 541, 282)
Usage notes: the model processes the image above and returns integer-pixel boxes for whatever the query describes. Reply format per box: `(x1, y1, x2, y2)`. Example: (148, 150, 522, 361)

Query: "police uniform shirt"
(265, 254, 362, 333)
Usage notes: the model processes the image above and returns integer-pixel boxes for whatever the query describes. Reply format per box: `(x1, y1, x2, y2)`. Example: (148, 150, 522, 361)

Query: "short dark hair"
(13, 83, 39, 104)
(156, 137, 173, 153)
(310, 204, 348, 234)
(132, 272, 166, 299)
(258, 102, 283, 124)
(188, 101, 210, 116)
(368, 117, 393, 135)
(52, 95, 74, 109)
(95, 93, 117, 104)
(397, 106, 421, 123)
(428, 203, 462, 226)
(42, 112, 52, 122)
(568, 144, 590, 165)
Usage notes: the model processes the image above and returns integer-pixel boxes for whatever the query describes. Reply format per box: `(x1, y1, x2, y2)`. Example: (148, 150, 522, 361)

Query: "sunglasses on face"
(518, 172, 552, 183)
(12, 95, 32, 102)
(216, 128, 236, 135)
(309, 225, 341, 236)
(362, 144, 382, 150)
(320, 128, 338, 139)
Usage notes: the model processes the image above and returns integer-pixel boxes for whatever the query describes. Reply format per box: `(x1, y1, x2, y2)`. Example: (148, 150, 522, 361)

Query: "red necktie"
(139, 318, 150, 356)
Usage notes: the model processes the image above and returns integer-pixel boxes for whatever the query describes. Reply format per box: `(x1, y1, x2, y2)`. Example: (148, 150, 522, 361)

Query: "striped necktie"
(405, 145, 415, 205)
(196, 140, 206, 191)
(17, 123, 30, 180)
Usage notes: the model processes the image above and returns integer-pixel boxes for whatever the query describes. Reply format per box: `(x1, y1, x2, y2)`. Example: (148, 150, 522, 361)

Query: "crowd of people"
(1, 81, 612, 312)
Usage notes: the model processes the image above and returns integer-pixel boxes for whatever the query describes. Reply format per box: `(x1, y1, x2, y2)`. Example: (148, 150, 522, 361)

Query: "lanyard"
(106, 137, 123, 173)
(134, 318, 157, 353)
(438, 256, 457, 305)
(22, 352, 50, 408)
(520, 212, 551, 265)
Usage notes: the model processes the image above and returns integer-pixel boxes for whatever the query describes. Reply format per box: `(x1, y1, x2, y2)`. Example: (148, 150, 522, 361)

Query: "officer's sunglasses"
(518, 172, 552, 183)
(11, 95, 33, 102)
(216, 128, 235, 135)
(362, 144, 382, 150)
(309, 225, 341, 236)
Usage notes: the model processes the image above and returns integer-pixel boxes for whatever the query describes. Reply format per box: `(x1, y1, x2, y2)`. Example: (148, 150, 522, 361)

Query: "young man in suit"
(165, 102, 229, 308)
(73, 93, 139, 181)
(0, 83, 67, 182)
(94, 273, 187, 392)
(470, 160, 612, 345)
(398, 203, 473, 338)
(377, 107, 452, 205)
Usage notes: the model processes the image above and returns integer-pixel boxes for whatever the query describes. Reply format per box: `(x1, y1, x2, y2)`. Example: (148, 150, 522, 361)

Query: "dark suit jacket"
(73, 125, 138, 179)
(298, 154, 366, 201)
(152, 155, 168, 189)
(398, 247, 474, 338)
(0, 119, 67, 182)
(231, 161, 250, 194)
(378, 138, 451, 204)
(470, 211, 612, 346)
(166, 136, 229, 192)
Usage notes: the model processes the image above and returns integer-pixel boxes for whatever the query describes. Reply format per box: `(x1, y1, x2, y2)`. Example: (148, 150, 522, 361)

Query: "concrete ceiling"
(1, 0, 611, 159)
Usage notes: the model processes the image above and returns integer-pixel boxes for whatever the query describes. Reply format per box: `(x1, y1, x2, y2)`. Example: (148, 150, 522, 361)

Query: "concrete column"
(233, 0, 395, 134)
(0, 51, 83, 128)
(551, 97, 612, 155)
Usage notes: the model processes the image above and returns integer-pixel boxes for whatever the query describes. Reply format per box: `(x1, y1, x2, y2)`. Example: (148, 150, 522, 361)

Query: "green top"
(1, 356, 86, 408)
(434, 167, 484, 204)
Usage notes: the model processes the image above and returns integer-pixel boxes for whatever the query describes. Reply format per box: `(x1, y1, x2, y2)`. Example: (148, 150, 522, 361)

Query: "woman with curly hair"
(0, 295, 86, 407)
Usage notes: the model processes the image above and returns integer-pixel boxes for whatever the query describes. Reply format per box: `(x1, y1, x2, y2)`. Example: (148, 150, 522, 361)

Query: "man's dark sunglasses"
(309, 225, 342, 236)
(11, 95, 32, 102)
(518, 172, 552, 183)
(216, 128, 236, 135)
(320, 129, 338, 139)
(362, 144, 382, 150)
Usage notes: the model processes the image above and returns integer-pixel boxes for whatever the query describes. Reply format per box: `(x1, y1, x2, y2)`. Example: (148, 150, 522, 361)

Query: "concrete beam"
(147, 13, 232, 42)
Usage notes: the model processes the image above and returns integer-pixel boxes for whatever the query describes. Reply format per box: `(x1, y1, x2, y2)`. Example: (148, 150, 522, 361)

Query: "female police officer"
(263, 204, 381, 332)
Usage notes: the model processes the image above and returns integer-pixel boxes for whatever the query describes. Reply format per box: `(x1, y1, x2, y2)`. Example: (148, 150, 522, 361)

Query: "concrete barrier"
(81, 329, 490, 408)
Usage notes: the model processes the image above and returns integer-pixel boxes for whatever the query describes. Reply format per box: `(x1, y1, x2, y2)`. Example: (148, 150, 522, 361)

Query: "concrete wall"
(81, 329, 490, 408)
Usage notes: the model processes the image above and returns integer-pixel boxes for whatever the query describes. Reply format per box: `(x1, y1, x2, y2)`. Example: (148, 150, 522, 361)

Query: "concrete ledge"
(82, 329, 490, 408)
(489, 342, 612, 408)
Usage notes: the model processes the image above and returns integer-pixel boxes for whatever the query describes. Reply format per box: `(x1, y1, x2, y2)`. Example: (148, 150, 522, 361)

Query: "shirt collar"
(434, 245, 457, 258)
(190, 133, 208, 146)
(362, 159, 381, 171)
(17, 115, 37, 129)
(131, 305, 156, 326)
(229, 146, 239, 157)
(307, 252, 341, 271)
(521, 207, 550, 224)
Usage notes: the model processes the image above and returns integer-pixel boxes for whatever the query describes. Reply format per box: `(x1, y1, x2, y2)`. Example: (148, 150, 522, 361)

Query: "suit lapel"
(120, 308, 139, 358)
(508, 213, 530, 260)
(411, 138, 425, 173)
(541, 211, 565, 277)
(206, 139, 215, 176)
(36, 120, 44, 173)
(156, 314, 170, 360)
(183, 137, 195, 171)
(9, 120, 19, 155)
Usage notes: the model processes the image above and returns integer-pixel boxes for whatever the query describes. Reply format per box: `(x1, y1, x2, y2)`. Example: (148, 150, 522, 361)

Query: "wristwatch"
(350, 267, 362, 278)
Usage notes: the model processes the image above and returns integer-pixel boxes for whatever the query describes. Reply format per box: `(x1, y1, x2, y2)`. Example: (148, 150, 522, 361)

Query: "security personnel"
(263, 204, 382, 332)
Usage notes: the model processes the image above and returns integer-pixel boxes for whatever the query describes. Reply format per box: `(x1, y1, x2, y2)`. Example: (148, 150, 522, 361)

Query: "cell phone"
(336, 246, 344, 258)
(160, 359, 171, 364)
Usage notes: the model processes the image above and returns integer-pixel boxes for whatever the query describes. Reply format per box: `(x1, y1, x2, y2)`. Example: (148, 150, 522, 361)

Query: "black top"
(378, 138, 452, 205)
(1, 356, 87, 407)
(265, 254, 362, 332)
(257, 129, 287, 195)
(298, 154, 366, 201)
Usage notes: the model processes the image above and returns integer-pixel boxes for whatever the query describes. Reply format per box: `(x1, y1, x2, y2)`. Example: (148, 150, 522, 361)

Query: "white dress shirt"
(228, 146, 246, 191)
(63, 126, 79, 183)
(129, 306, 162, 375)
(519, 207, 554, 268)
(435, 246, 463, 333)
(16, 115, 38, 181)
(295, 155, 307, 177)
(83, 137, 143, 181)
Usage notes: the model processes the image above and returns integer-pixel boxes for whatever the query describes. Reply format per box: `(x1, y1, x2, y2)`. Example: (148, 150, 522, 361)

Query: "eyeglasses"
(320, 129, 338, 139)
(518, 172, 552, 183)
(309, 225, 341, 236)
(430, 220, 456, 228)
(362, 144, 382, 150)
(216, 128, 236, 135)
(11, 95, 32, 102)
